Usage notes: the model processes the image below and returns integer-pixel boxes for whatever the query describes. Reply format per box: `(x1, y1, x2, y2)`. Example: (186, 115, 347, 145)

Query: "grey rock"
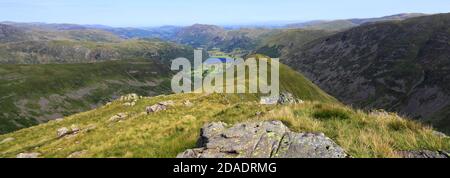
(184, 100, 193, 107)
(109, 113, 127, 122)
(54, 118, 64, 122)
(398, 150, 450, 158)
(57, 127, 71, 137)
(70, 125, 80, 133)
(278, 92, 304, 104)
(67, 150, 87, 158)
(123, 102, 136, 107)
(260, 92, 304, 105)
(120, 93, 139, 102)
(177, 120, 348, 158)
(16, 152, 41, 158)
(146, 103, 168, 114)
(260, 97, 278, 105)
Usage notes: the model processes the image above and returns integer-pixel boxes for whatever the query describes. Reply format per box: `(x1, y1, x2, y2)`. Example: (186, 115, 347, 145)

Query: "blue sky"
(0, 0, 449, 27)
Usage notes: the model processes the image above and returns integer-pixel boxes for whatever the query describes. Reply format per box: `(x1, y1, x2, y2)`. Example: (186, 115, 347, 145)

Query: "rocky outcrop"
(398, 150, 450, 158)
(177, 120, 348, 158)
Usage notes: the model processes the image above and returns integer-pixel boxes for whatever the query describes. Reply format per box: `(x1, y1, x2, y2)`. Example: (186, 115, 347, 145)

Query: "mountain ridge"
(281, 13, 450, 133)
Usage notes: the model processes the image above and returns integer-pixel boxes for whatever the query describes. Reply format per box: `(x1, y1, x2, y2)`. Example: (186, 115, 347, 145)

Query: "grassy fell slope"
(0, 39, 192, 64)
(0, 92, 447, 158)
(255, 29, 334, 58)
(0, 60, 173, 134)
(0, 59, 447, 158)
(283, 13, 450, 134)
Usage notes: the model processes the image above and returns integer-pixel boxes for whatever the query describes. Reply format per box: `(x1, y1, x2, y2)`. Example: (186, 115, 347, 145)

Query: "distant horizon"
(1, 12, 444, 28)
(0, 0, 449, 27)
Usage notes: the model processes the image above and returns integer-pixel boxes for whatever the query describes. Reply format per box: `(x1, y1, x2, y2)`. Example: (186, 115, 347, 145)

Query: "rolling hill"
(286, 13, 427, 31)
(0, 39, 192, 64)
(0, 22, 193, 64)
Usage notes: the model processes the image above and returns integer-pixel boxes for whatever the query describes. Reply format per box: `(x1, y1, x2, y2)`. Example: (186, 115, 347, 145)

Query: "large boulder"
(177, 120, 348, 158)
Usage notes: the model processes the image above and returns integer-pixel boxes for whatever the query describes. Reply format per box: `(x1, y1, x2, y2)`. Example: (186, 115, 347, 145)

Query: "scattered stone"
(55, 118, 64, 122)
(177, 120, 348, 158)
(260, 97, 278, 105)
(16, 152, 41, 158)
(70, 125, 80, 133)
(67, 150, 87, 158)
(278, 92, 304, 104)
(123, 102, 136, 107)
(57, 125, 82, 138)
(146, 104, 167, 114)
(57, 127, 71, 137)
(0, 137, 15, 144)
(397, 150, 450, 158)
(260, 92, 304, 105)
(109, 113, 128, 122)
(120, 93, 139, 102)
(184, 100, 193, 107)
(105, 102, 112, 106)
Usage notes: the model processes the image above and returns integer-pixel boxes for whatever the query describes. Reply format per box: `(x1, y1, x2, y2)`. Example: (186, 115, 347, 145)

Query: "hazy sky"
(1, 0, 449, 27)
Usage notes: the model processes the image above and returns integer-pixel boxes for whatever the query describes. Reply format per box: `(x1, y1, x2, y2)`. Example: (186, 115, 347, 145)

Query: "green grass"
(0, 93, 447, 158)
(0, 59, 173, 134)
(0, 59, 448, 158)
